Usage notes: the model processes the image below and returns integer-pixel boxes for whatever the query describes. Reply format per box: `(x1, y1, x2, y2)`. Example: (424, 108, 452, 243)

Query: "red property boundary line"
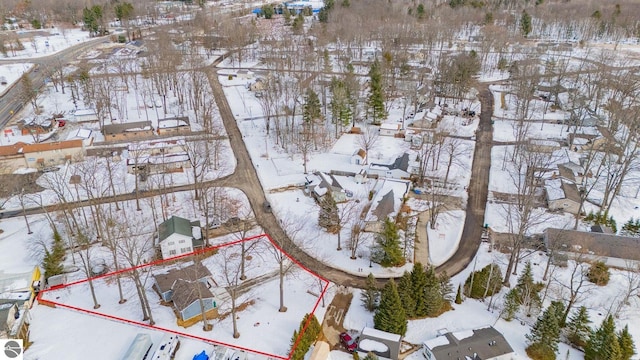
(36, 233, 330, 360)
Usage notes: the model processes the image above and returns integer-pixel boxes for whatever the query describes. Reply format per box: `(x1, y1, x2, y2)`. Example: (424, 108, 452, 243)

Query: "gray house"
(171, 279, 217, 322)
(153, 263, 225, 323)
(422, 326, 516, 360)
(153, 262, 211, 302)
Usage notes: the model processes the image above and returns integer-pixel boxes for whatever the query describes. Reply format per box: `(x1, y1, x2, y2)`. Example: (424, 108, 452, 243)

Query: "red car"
(57, 120, 66, 127)
(339, 332, 357, 353)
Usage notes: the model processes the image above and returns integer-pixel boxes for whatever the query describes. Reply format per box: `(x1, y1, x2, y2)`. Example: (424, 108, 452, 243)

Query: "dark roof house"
(153, 262, 211, 302)
(544, 228, 640, 265)
(422, 326, 515, 360)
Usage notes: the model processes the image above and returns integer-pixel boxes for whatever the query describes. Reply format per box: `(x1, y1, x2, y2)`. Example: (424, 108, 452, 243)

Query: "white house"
(351, 149, 367, 165)
(379, 123, 402, 137)
(369, 153, 416, 179)
(422, 326, 516, 360)
(157, 216, 204, 259)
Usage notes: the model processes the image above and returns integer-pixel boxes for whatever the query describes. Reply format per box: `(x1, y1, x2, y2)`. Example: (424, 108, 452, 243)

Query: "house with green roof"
(157, 216, 204, 259)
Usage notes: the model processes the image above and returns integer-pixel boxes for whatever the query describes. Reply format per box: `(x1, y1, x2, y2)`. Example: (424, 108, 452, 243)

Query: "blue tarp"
(193, 351, 209, 360)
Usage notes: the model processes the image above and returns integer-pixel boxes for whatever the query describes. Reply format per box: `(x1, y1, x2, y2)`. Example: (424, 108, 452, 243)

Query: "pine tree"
(318, 194, 339, 233)
(585, 315, 621, 360)
(371, 219, 404, 267)
(566, 306, 591, 348)
(374, 279, 407, 336)
(618, 325, 636, 360)
(502, 288, 520, 321)
(397, 272, 416, 318)
(411, 263, 428, 316)
(361, 273, 380, 312)
(289, 314, 321, 360)
(424, 266, 444, 317)
(454, 284, 463, 304)
(548, 301, 566, 328)
(43, 229, 66, 279)
(516, 262, 543, 315)
(366, 58, 387, 124)
(303, 89, 322, 124)
(363, 353, 378, 360)
(526, 304, 561, 360)
(520, 10, 532, 38)
(465, 264, 502, 299)
(439, 271, 454, 303)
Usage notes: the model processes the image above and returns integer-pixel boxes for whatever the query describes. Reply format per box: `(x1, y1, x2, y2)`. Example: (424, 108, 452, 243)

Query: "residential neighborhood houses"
(0, 1, 639, 360)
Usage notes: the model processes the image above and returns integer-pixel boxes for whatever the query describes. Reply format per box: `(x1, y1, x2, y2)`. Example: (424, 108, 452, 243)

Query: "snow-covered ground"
(427, 210, 465, 267)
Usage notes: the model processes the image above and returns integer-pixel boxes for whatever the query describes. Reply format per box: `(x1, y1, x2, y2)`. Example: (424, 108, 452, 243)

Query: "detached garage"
(357, 327, 402, 360)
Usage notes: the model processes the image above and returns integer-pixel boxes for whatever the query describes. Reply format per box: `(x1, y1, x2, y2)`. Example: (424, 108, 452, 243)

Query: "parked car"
(263, 201, 272, 213)
(57, 119, 66, 127)
(339, 332, 357, 353)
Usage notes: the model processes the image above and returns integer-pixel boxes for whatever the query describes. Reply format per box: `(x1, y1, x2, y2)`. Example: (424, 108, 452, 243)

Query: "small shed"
(351, 149, 367, 165)
(355, 169, 369, 184)
(379, 123, 401, 137)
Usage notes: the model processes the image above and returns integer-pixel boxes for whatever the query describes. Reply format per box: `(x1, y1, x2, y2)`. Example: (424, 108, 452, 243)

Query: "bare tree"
(72, 228, 101, 309)
(611, 262, 640, 318)
(357, 126, 379, 165)
(115, 218, 155, 325)
(211, 240, 259, 338)
(551, 255, 594, 325)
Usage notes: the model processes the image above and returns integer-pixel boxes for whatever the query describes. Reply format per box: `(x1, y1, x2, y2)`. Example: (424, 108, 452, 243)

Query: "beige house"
(157, 117, 191, 136)
(102, 121, 154, 142)
(23, 140, 84, 169)
(545, 179, 581, 214)
(0, 143, 28, 174)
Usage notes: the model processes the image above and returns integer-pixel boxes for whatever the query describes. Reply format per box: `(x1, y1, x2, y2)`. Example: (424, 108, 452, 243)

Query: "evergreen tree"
(366, 59, 387, 124)
(464, 264, 502, 299)
(439, 271, 454, 303)
(397, 272, 416, 318)
(318, 194, 339, 233)
(520, 10, 532, 38)
(516, 262, 543, 315)
(330, 78, 353, 134)
(411, 263, 428, 316)
(363, 353, 378, 360)
(289, 314, 321, 360)
(548, 301, 566, 328)
(502, 288, 520, 321)
(374, 280, 407, 336)
(424, 266, 444, 317)
(454, 284, 463, 304)
(585, 315, 621, 360)
(526, 304, 561, 360)
(618, 325, 636, 360)
(587, 261, 610, 286)
(261, 5, 275, 19)
(42, 229, 66, 279)
(361, 273, 380, 311)
(292, 13, 304, 33)
(566, 306, 591, 348)
(303, 89, 322, 124)
(371, 218, 404, 267)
